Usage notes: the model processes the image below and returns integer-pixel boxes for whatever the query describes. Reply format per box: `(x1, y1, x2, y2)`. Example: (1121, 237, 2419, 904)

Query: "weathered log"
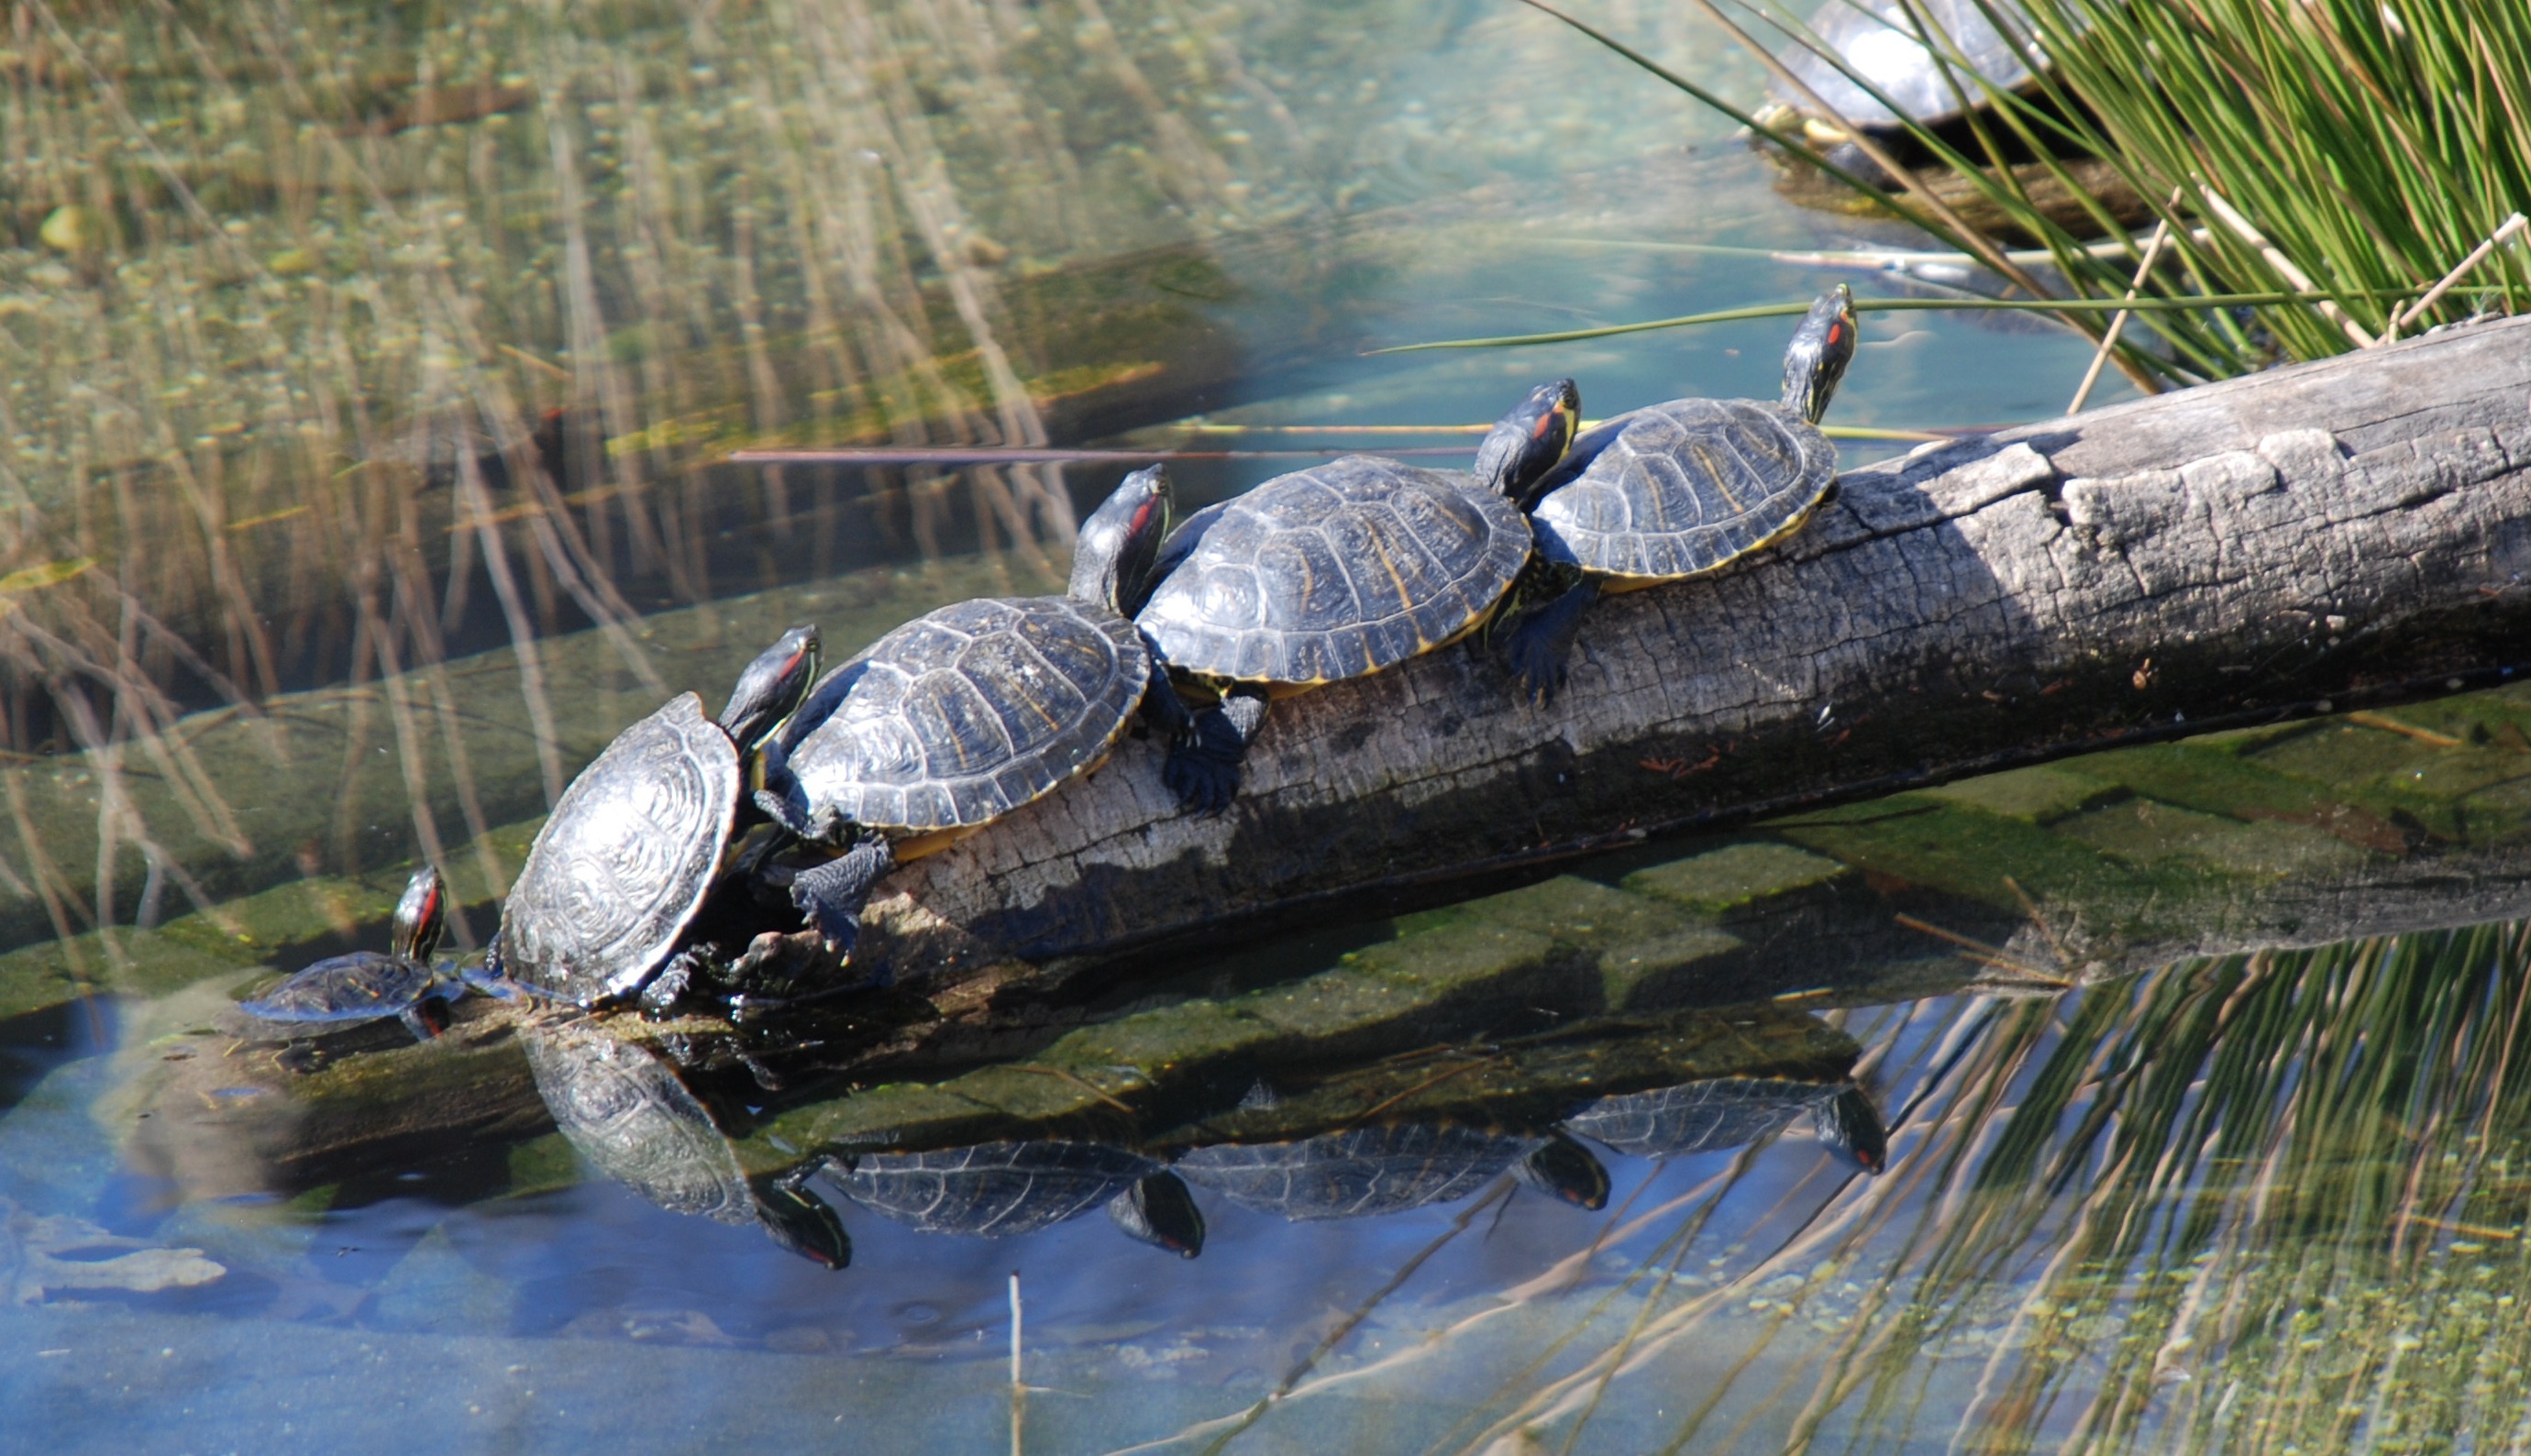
(858, 314, 2531, 986)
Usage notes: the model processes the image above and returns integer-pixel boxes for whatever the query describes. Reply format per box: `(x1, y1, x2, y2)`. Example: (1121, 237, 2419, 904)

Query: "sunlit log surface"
(859, 314, 2531, 987)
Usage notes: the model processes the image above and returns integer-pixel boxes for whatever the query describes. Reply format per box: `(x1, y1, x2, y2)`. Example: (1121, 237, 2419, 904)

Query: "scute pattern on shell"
(1562, 1077, 1840, 1159)
(501, 693, 737, 1004)
(785, 597, 1149, 834)
(1531, 398, 1837, 579)
(835, 1142, 1161, 1236)
(1773, 0, 2038, 128)
(242, 953, 439, 1023)
(1175, 1124, 1542, 1220)
(1137, 457, 1531, 684)
(521, 1020, 751, 1224)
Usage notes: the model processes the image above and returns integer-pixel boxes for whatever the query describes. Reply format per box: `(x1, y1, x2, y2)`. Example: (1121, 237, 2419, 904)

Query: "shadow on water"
(2, 0, 2527, 1452)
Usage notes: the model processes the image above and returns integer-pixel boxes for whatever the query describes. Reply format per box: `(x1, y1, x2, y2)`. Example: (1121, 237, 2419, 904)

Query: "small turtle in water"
(519, 1018, 849, 1268)
(1133, 380, 1579, 810)
(1564, 1077, 1889, 1174)
(1499, 287, 1859, 702)
(1175, 1124, 1609, 1222)
(825, 1141, 1204, 1257)
(752, 467, 1190, 960)
(490, 624, 821, 1009)
(240, 867, 459, 1040)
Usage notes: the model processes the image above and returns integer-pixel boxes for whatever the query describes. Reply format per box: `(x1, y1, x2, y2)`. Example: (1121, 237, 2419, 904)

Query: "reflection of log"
(861, 315, 2531, 987)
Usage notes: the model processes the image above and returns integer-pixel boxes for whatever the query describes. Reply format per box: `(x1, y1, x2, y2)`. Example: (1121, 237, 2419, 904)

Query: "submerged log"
(857, 314, 2531, 987)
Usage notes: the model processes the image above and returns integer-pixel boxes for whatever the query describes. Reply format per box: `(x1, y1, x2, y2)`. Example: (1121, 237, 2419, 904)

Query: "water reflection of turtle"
(1134, 381, 1579, 811)
(755, 467, 1189, 960)
(1501, 289, 1858, 702)
(519, 1019, 850, 1268)
(241, 866, 459, 1041)
(828, 1142, 1203, 1257)
(1175, 1124, 1610, 1221)
(1564, 1079, 1889, 1174)
(491, 626, 820, 1010)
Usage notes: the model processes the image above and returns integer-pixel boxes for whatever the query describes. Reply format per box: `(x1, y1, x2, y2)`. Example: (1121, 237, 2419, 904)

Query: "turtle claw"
(1162, 740, 1239, 815)
(1498, 579, 1597, 708)
(1162, 693, 1265, 815)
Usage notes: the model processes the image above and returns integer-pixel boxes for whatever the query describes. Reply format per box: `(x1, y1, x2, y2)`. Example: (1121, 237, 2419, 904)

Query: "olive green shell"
(1137, 457, 1531, 686)
(501, 693, 735, 1006)
(1530, 398, 1836, 580)
(780, 595, 1148, 834)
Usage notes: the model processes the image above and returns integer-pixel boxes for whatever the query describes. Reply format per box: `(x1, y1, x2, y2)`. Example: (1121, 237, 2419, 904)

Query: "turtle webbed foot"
(1498, 579, 1598, 706)
(787, 836, 896, 959)
(1162, 691, 1266, 815)
(639, 952, 703, 1017)
(1162, 737, 1239, 814)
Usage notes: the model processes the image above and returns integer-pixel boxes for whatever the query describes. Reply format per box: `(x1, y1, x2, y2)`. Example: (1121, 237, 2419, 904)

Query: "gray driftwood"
(856, 314, 2531, 984)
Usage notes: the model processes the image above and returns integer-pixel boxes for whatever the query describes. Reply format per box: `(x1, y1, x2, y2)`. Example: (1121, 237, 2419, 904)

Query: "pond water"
(0, 2, 2523, 1453)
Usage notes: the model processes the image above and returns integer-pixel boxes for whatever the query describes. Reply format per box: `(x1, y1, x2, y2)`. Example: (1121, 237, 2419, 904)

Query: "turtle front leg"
(1498, 578, 1600, 706)
(1135, 647, 1197, 743)
(1162, 685, 1267, 814)
(786, 833, 897, 959)
(750, 738, 824, 839)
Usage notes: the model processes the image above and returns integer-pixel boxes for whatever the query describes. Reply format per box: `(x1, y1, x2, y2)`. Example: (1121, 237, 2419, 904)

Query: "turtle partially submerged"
(519, 1018, 850, 1267)
(241, 867, 459, 1040)
(1174, 1124, 1609, 1222)
(1133, 380, 1579, 811)
(828, 1141, 1203, 1257)
(752, 467, 1188, 959)
(1500, 287, 1858, 701)
(491, 625, 820, 1009)
(1564, 1077, 1888, 1174)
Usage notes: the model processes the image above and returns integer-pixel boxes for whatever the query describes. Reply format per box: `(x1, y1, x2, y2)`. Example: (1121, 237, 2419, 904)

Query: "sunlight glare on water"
(0, 2, 2520, 1454)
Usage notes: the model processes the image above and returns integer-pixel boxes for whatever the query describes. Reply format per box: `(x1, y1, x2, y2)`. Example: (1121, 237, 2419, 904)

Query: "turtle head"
(1473, 378, 1580, 502)
(1070, 464, 1174, 616)
(392, 866, 448, 964)
(720, 625, 821, 754)
(1780, 283, 1858, 425)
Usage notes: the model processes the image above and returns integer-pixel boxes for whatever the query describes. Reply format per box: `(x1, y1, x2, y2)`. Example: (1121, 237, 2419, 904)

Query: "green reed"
(1520, 0, 2531, 389)
(1323, 918, 2531, 1454)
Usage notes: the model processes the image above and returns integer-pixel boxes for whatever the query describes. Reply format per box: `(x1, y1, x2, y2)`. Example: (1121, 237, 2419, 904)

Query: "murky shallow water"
(0, 2, 2521, 1453)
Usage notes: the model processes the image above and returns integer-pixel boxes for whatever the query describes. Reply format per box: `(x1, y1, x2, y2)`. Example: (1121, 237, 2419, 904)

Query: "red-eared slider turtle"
(1564, 1077, 1887, 1174)
(828, 1142, 1202, 1257)
(1174, 1124, 1608, 1221)
(519, 1018, 849, 1267)
(491, 626, 820, 1009)
(1500, 288, 1858, 701)
(1771, 0, 2039, 134)
(753, 468, 1190, 959)
(1133, 381, 1580, 811)
(241, 867, 458, 1040)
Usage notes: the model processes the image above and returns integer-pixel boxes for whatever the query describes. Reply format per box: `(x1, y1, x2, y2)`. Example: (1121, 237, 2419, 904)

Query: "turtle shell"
(834, 1141, 1161, 1237)
(1175, 1124, 1542, 1221)
(1773, 0, 2038, 129)
(499, 692, 737, 1005)
(241, 952, 444, 1025)
(1563, 1077, 1841, 1159)
(1137, 456, 1531, 686)
(1529, 398, 1836, 582)
(521, 1020, 752, 1224)
(781, 596, 1148, 835)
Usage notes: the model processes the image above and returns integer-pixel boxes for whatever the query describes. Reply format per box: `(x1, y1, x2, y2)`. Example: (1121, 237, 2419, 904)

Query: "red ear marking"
(1531, 413, 1556, 440)
(1827, 322, 1846, 347)
(1129, 497, 1159, 535)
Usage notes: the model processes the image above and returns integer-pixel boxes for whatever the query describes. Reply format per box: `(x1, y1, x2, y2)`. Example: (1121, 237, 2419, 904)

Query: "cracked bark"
(853, 315, 2531, 987)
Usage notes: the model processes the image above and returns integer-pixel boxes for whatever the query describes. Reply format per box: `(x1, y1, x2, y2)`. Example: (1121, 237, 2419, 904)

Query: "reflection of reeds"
(0, 0, 1299, 938)
(1156, 922, 2531, 1454)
